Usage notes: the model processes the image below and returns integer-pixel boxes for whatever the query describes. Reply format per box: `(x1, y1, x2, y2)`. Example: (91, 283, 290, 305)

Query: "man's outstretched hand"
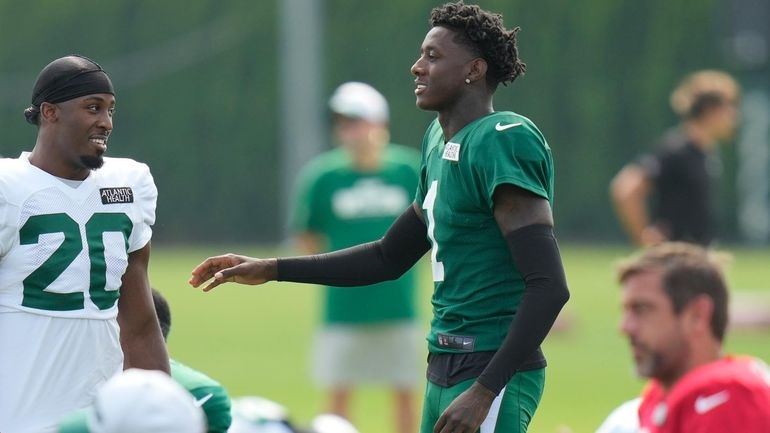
(189, 254, 278, 291)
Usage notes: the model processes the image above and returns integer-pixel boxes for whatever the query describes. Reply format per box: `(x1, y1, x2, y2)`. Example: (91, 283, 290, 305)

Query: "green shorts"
(420, 368, 545, 433)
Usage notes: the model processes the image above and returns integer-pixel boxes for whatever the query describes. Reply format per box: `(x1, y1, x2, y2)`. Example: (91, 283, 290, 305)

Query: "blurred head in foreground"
(87, 368, 206, 433)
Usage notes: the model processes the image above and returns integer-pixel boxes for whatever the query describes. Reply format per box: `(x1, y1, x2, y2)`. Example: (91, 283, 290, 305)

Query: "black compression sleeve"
(476, 224, 570, 394)
(276, 205, 431, 286)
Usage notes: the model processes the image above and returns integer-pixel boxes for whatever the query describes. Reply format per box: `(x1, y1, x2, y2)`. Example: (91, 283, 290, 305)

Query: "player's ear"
(467, 58, 488, 84)
(39, 102, 59, 124)
(684, 294, 715, 337)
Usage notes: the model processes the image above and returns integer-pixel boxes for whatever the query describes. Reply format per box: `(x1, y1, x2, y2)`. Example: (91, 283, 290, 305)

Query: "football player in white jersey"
(0, 55, 169, 433)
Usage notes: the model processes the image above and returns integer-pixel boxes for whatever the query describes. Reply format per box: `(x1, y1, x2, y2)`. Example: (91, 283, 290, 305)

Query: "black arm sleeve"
(476, 224, 570, 394)
(276, 205, 431, 286)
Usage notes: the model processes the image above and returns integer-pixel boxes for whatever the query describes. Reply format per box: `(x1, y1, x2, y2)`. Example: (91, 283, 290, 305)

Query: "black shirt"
(638, 128, 721, 245)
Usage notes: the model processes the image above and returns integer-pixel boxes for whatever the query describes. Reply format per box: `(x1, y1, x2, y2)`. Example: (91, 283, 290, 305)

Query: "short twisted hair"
(430, 1, 526, 87)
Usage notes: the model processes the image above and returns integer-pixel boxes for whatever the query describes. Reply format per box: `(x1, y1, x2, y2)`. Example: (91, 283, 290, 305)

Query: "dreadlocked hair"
(430, 1, 526, 87)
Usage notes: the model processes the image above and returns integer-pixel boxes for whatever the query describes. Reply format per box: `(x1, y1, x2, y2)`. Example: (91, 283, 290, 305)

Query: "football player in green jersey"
(190, 2, 569, 433)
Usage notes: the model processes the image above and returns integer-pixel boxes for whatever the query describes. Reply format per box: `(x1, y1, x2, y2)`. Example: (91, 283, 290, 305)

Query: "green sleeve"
(189, 385, 232, 433)
(471, 123, 553, 209)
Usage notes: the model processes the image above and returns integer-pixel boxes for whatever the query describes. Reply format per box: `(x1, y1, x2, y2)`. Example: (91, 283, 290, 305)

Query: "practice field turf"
(152, 244, 770, 433)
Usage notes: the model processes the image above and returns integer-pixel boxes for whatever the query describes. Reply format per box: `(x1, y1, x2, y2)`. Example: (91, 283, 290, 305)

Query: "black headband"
(31, 55, 114, 106)
(32, 69, 114, 106)
(25, 55, 114, 125)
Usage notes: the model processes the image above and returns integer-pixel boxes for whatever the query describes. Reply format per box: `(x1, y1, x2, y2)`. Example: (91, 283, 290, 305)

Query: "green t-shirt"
(414, 112, 554, 354)
(57, 359, 232, 433)
(292, 144, 420, 324)
(170, 359, 232, 433)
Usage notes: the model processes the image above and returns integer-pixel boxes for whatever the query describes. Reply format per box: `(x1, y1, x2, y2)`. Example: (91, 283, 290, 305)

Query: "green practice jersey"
(171, 359, 232, 433)
(292, 144, 420, 324)
(57, 359, 231, 433)
(414, 112, 554, 354)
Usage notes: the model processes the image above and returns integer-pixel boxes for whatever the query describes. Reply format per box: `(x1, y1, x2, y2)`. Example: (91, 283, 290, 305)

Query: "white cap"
(86, 369, 206, 433)
(328, 81, 389, 123)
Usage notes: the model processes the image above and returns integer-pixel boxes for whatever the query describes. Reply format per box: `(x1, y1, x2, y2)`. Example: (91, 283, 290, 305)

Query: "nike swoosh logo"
(694, 390, 729, 414)
(194, 393, 214, 407)
(495, 122, 522, 131)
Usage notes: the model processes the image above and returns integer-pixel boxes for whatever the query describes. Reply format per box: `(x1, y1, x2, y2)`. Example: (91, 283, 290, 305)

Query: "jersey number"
(423, 180, 444, 282)
(19, 212, 132, 311)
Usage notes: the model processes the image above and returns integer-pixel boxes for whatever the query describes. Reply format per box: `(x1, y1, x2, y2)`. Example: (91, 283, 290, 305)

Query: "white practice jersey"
(0, 152, 156, 433)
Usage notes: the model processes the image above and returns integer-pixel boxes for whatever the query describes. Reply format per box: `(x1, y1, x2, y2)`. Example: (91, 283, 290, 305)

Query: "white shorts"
(311, 321, 424, 388)
(0, 311, 122, 433)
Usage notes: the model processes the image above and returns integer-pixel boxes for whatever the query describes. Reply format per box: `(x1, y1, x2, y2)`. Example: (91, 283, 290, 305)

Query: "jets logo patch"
(100, 187, 134, 204)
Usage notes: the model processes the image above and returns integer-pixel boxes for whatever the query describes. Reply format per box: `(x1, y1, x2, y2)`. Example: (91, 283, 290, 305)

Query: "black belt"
(426, 347, 546, 387)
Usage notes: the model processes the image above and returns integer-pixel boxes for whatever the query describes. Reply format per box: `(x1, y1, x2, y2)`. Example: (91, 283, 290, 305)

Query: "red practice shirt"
(639, 356, 770, 432)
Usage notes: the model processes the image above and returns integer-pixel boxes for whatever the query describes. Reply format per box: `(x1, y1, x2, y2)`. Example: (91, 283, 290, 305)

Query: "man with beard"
(0, 55, 168, 432)
(618, 242, 770, 432)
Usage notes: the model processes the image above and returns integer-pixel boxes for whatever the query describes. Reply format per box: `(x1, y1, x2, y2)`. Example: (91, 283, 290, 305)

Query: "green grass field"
(152, 243, 770, 433)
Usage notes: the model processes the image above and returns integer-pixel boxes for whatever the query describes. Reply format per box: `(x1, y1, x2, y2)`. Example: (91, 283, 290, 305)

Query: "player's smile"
(88, 134, 108, 154)
(414, 80, 427, 96)
(89, 133, 109, 153)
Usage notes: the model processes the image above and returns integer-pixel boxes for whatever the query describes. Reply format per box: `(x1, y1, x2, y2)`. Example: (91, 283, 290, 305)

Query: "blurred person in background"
(618, 242, 770, 432)
(190, 2, 570, 433)
(0, 55, 168, 433)
(58, 288, 232, 432)
(610, 71, 740, 246)
(292, 81, 421, 433)
(65, 368, 205, 433)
